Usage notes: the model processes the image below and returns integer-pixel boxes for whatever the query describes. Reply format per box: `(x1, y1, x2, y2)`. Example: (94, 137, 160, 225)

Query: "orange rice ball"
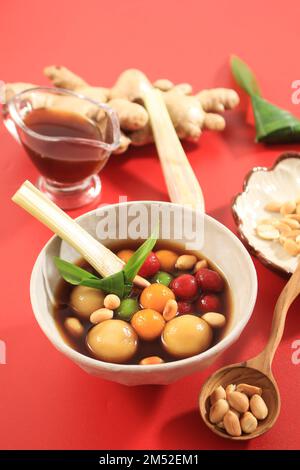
(117, 249, 134, 264)
(140, 283, 175, 313)
(131, 309, 165, 341)
(155, 249, 178, 272)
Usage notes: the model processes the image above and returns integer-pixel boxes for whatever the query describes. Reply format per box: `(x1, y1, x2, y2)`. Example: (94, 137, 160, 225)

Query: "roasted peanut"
(283, 218, 300, 229)
(274, 222, 292, 233)
(210, 385, 226, 404)
(264, 201, 282, 212)
(286, 214, 300, 221)
(202, 312, 226, 328)
(223, 410, 242, 437)
(280, 201, 296, 215)
(175, 254, 197, 270)
(64, 317, 84, 337)
(283, 239, 299, 256)
(209, 399, 229, 424)
(90, 308, 114, 324)
(104, 294, 121, 310)
(236, 383, 262, 397)
(139, 356, 164, 365)
(193, 259, 208, 273)
(225, 384, 236, 398)
(284, 229, 300, 238)
(250, 394, 268, 420)
(256, 224, 280, 240)
(163, 299, 178, 321)
(227, 391, 249, 413)
(240, 412, 258, 434)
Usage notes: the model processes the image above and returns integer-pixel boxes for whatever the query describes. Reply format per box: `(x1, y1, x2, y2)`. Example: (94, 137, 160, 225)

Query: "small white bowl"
(30, 201, 257, 385)
(232, 153, 300, 275)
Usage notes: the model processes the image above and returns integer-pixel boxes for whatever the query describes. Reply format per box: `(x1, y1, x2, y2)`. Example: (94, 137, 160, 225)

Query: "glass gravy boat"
(1, 85, 120, 209)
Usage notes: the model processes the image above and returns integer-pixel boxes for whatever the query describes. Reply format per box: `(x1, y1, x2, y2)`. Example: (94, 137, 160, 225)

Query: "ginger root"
(44, 65, 88, 90)
(5, 66, 239, 155)
(197, 88, 239, 113)
(105, 99, 148, 131)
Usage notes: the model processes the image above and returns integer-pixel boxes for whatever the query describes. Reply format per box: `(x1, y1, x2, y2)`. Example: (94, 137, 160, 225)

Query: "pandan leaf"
(54, 257, 127, 297)
(53, 257, 99, 285)
(231, 55, 300, 144)
(123, 225, 159, 282)
(54, 225, 159, 299)
(251, 95, 300, 143)
(231, 55, 261, 97)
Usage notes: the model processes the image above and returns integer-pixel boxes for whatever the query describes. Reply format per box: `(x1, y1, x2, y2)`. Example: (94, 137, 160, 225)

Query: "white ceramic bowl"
(30, 201, 257, 385)
(232, 153, 300, 275)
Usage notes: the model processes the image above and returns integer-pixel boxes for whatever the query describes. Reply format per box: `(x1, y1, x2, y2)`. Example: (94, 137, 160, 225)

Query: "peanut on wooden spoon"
(199, 260, 300, 440)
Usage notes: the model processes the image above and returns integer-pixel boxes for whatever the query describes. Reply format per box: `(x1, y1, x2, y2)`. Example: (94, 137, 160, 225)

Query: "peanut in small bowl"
(232, 152, 300, 275)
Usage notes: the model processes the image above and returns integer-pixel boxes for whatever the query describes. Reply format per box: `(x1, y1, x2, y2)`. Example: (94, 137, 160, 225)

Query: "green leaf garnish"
(123, 224, 159, 282)
(231, 54, 300, 143)
(54, 257, 100, 285)
(54, 225, 159, 299)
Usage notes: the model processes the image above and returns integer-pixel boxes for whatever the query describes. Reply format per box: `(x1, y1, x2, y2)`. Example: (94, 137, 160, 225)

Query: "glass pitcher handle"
(0, 81, 21, 144)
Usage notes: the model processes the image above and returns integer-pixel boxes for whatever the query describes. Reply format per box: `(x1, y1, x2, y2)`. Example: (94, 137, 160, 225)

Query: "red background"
(1, 0, 300, 450)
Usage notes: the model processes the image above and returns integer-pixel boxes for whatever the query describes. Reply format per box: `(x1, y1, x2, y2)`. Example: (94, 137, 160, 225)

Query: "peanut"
(210, 385, 226, 404)
(283, 239, 299, 256)
(90, 308, 114, 324)
(264, 201, 282, 212)
(209, 399, 229, 424)
(256, 198, 300, 258)
(223, 410, 242, 437)
(284, 229, 300, 238)
(286, 214, 300, 221)
(236, 383, 262, 397)
(256, 224, 280, 240)
(202, 312, 226, 328)
(193, 259, 208, 273)
(209, 383, 267, 437)
(240, 411, 258, 434)
(139, 356, 164, 365)
(175, 254, 197, 270)
(104, 294, 121, 310)
(280, 201, 296, 215)
(163, 299, 178, 321)
(274, 222, 292, 233)
(225, 384, 236, 398)
(250, 394, 268, 420)
(64, 317, 84, 337)
(283, 218, 300, 229)
(227, 391, 249, 413)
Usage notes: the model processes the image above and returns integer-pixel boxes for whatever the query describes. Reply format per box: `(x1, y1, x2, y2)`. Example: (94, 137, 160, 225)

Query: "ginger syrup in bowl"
(3, 86, 120, 209)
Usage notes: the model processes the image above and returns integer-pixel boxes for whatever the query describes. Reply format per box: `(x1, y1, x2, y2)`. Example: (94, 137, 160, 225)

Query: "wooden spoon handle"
(250, 260, 300, 373)
(143, 88, 205, 212)
(12, 181, 149, 288)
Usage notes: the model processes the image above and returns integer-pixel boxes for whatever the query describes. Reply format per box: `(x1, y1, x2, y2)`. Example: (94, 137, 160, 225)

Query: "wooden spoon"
(199, 260, 300, 440)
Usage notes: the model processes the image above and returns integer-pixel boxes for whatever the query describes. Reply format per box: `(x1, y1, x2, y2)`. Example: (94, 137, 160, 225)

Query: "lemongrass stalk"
(143, 88, 205, 212)
(12, 181, 149, 287)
